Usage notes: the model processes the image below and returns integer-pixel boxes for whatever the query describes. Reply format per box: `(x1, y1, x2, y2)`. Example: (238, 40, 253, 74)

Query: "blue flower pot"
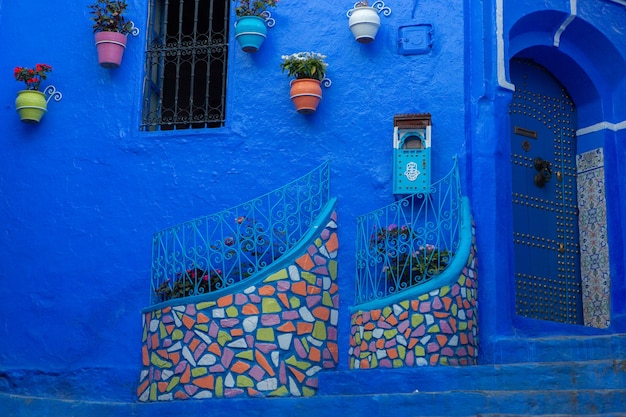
(234, 16, 267, 53)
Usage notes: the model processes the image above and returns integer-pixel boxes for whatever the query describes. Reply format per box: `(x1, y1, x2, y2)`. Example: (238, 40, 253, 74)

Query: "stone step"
(3, 336, 626, 416)
(478, 415, 626, 417)
(319, 359, 626, 395)
(403, 389, 626, 416)
(2, 388, 626, 417)
(489, 333, 626, 364)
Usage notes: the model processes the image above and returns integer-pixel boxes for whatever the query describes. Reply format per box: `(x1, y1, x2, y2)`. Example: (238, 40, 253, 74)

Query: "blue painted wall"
(470, 0, 626, 361)
(0, 0, 625, 405)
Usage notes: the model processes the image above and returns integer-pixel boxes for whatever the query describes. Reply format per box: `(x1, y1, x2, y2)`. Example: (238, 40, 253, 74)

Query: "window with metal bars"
(141, 0, 229, 131)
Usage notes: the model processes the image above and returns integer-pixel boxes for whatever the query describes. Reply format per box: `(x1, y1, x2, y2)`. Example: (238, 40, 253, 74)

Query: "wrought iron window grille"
(355, 158, 463, 305)
(150, 161, 331, 305)
(141, 0, 229, 131)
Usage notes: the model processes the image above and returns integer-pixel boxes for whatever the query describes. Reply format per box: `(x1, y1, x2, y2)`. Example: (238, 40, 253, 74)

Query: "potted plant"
(370, 224, 451, 291)
(232, 0, 278, 52)
(13, 64, 62, 124)
(153, 215, 288, 302)
(280, 52, 329, 114)
(89, 0, 135, 68)
(346, 0, 392, 44)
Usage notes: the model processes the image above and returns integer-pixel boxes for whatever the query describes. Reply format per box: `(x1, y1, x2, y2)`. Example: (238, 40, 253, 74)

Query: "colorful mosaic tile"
(138, 211, 339, 401)
(348, 238, 478, 369)
(577, 148, 610, 329)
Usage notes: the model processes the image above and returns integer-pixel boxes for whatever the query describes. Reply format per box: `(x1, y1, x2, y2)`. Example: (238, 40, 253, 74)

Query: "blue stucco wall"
(1, 0, 625, 408)
(467, 0, 626, 360)
(0, 0, 466, 401)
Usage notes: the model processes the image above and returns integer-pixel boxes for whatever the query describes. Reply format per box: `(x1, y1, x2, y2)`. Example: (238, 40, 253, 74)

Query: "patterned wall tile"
(138, 211, 339, 401)
(348, 230, 479, 369)
(577, 148, 610, 329)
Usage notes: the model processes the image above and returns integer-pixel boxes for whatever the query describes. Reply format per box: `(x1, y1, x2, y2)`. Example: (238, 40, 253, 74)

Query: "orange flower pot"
(289, 79, 323, 114)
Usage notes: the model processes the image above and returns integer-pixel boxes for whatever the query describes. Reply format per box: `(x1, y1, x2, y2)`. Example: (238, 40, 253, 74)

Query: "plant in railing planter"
(346, 0, 392, 44)
(13, 64, 62, 124)
(371, 224, 451, 289)
(89, 0, 138, 68)
(280, 52, 331, 114)
(232, 0, 278, 52)
(154, 215, 286, 302)
(155, 268, 223, 302)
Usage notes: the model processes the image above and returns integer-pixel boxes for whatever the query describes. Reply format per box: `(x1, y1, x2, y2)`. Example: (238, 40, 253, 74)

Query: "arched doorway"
(508, 58, 583, 325)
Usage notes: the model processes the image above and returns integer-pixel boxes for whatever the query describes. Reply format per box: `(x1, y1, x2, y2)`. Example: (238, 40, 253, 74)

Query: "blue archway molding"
(508, 10, 626, 133)
(498, 7, 626, 336)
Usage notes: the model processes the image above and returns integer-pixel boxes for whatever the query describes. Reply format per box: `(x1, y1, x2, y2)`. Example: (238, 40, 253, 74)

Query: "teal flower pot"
(234, 16, 267, 53)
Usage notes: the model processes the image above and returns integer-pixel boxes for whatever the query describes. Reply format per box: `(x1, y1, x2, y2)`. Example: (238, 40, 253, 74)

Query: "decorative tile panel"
(577, 148, 610, 329)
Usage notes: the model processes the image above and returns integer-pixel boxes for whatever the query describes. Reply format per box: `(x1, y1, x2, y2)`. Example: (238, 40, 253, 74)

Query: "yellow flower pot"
(15, 90, 47, 124)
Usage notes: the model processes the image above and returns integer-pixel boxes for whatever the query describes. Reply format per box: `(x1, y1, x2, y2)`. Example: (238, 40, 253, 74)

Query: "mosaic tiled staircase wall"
(349, 227, 478, 369)
(138, 202, 339, 401)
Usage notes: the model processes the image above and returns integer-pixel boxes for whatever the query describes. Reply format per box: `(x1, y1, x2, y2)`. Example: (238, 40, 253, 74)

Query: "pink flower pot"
(95, 31, 128, 68)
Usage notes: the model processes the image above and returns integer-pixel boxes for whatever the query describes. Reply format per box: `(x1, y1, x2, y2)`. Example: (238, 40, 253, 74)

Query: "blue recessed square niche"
(397, 24, 433, 55)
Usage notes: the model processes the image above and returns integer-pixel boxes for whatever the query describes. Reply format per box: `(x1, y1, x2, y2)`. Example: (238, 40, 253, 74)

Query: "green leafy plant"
(154, 216, 286, 302)
(371, 224, 451, 287)
(155, 268, 222, 301)
(89, 0, 133, 34)
(280, 52, 328, 81)
(233, 0, 279, 17)
(14, 64, 52, 91)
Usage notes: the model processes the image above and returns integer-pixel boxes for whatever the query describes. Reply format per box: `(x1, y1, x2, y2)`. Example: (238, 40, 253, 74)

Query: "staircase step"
(478, 415, 626, 417)
(1, 389, 625, 417)
(405, 389, 626, 416)
(489, 333, 626, 364)
(319, 359, 626, 395)
(3, 336, 626, 417)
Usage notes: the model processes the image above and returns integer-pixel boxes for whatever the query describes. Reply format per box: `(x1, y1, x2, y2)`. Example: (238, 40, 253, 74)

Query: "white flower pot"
(348, 7, 381, 43)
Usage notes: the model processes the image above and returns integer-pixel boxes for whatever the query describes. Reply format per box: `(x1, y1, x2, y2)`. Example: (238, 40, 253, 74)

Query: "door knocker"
(533, 157, 552, 187)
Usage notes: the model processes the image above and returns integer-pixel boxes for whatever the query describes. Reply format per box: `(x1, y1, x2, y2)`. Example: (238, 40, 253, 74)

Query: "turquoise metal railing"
(150, 161, 330, 305)
(355, 158, 463, 305)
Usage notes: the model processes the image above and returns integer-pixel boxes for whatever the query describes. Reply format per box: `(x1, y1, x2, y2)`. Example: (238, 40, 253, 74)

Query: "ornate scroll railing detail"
(42, 85, 63, 104)
(150, 161, 330, 305)
(259, 10, 276, 27)
(355, 158, 463, 305)
(346, 1, 392, 17)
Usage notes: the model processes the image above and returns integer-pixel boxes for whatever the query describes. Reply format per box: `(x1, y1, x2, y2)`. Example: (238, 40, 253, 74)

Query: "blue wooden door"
(509, 59, 582, 324)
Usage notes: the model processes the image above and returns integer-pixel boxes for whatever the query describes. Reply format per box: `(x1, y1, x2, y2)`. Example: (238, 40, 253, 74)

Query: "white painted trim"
(554, 15, 575, 47)
(497, 0, 515, 91)
(554, 0, 576, 47)
(608, 0, 626, 7)
(577, 120, 626, 136)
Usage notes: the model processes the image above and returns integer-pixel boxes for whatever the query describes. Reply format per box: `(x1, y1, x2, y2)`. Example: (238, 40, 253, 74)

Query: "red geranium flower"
(13, 63, 53, 91)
